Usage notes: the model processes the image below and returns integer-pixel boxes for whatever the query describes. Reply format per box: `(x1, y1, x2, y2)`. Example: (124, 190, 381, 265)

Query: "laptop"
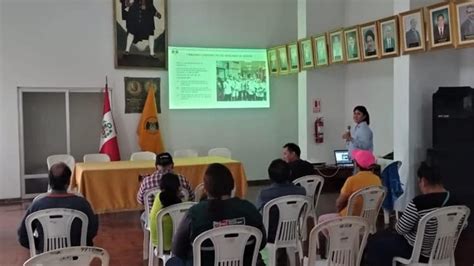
(334, 150, 353, 167)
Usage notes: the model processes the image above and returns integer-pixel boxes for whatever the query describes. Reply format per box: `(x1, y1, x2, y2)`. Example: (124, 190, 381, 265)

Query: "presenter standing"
(342, 106, 373, 158)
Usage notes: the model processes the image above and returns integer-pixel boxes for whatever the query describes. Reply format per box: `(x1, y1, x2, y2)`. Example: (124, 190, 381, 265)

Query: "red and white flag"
(99, 84, 121, 161)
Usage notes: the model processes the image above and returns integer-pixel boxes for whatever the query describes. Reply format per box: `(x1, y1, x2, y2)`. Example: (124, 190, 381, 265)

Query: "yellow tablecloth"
(71, 156, 248, 214)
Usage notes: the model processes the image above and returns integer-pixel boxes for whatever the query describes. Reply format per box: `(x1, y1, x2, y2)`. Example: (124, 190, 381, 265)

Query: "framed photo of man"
(399, 9, 426, 54)
(379, 16, 400, 58)
(113, 0, 167, 69)
(360, 22, 381, 61)
(299, 38, 315, 69)
(287, 42, 300, 73)
(454, 1, 474, 48)
(312, 34, 329, 67)
(343, 27, 361, 63)
(427, 2, 454, 49)
(276, 45, 289, 75)
(328, 29, 346, 64)
(267, 48, 279, 75)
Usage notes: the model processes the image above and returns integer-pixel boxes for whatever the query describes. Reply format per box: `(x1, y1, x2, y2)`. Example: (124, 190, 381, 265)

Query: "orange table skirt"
(71, 156, 248, 214)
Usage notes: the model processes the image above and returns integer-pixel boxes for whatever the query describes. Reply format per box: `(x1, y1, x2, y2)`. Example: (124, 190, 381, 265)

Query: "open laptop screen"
(334, 150, 353, 166)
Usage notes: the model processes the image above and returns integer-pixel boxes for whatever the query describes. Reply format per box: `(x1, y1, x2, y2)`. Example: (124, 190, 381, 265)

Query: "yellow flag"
(137, 86, 164, 153)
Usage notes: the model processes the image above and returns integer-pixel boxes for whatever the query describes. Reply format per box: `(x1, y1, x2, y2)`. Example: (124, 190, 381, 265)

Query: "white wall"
(0, 0, 298, 199)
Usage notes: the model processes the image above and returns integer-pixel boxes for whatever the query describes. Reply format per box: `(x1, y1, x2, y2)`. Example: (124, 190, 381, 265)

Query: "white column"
(297, 0, 308, 159)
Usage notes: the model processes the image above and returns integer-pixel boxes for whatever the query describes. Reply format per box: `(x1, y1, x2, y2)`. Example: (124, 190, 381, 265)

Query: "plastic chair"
(393, 205, 470, 266)
(23, 246, 109, 266)
(347, 185, 386, 234)
(208, 147, 232, 158)
(46, 154, 75, 172)
(25, 208, 88, 257)
(83, 153, 111, 163)
(263, 195, 310, 266)
(193, 225, 262, 266)
(148, 202, 196, 266)
(194, 183, 206, 202)
(173, 149, 198, 158)
(130, 151, 156, 161)
(293, 175, 324, 235)
(303, 216, 369, 266)
(142, 188, 161, 261)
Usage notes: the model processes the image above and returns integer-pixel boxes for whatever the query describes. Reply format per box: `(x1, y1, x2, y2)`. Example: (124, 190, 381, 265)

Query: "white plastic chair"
(193, 225, 263, 266)
(303, 216, 369, 266)
(46, 154, 75, 172)
(173, 149, 198, 158)
(263, 195, 310, 266)
(293, 175, 324, 229)
(130, 151, 156, 161)
(194, 183, 206, 202)
(142, 188, 161, 260)
(25, 208, 88, 257)
(208, 147, 232, 158)
(347, 185, 386, 234)
(23, 246, 109, 266)
(148, 202, 196, 266)
(393, 205, 470, 266)
(83, 153, 111, 163)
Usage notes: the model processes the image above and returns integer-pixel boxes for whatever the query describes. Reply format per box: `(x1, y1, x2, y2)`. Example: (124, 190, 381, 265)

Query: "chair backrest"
(143, 188, 161, 223)
(193, 225, 262, 266)
(208, 147, 232, 158)
(307, 216, 369, 266)
(262, 195, 310, 247)
(23, 246, 109, 266)
(173, 149, 198, 158)
(130, 151, 156, 161)
(25, 208, 88, 257)
(408, 205, 470, 265)
(155, 202, 197, 256)
(194, 183, 205, 202)
(347, 185, 386, 234)
(83, 153, 111, 163)
(293, 175, 324, 215)
(46, 154, 75, 172)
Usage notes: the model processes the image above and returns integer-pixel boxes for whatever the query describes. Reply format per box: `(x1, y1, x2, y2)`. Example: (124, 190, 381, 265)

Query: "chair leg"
(286, 246, 297, 266)
(383, 209, 390, 225)
(267, 244, 276, 266)
(143, 229, 150, 260)
(148, 242, 155, 266)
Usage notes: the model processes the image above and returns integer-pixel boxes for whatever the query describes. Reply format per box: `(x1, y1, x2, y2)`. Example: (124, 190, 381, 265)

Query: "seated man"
(365, 161, 460, 265)
(318, 149, 381, 223)
(137, 152, 194, 209)
(17, 162, 98, 253)
(282, 143, 314, 182)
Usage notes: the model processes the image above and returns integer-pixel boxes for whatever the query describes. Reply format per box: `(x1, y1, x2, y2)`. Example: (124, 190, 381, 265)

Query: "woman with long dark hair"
(343, 105, 374, 157)
(149, 173, 182, 250)
(169, 163, 266, 266)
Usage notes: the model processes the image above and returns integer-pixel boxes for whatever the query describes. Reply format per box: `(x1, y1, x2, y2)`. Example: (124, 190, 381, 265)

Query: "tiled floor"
(1, 186, 472, 265)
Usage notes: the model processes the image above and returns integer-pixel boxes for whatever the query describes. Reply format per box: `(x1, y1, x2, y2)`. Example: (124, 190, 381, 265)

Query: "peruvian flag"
(99, 83, 121, 161)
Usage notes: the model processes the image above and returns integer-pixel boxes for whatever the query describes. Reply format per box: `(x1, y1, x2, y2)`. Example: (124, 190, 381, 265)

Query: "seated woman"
(364, 162, 460, 265)
(168, 163, 267, 266)
(149, 173, 182, 251)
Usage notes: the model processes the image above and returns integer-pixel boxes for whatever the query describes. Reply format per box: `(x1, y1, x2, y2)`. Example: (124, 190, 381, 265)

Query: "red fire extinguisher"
(314, 117, 324, 143)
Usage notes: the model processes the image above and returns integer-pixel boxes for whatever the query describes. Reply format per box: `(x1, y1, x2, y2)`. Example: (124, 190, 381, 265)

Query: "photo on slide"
(216, 61, 268, 102)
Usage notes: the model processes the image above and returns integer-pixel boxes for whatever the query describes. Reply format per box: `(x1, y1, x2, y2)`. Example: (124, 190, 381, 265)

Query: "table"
(71, 156, 248, 214)
(314, 165, 381, 193)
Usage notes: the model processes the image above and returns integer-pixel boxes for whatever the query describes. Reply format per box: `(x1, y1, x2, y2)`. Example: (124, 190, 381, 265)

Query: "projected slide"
(168, 46, 270, 109)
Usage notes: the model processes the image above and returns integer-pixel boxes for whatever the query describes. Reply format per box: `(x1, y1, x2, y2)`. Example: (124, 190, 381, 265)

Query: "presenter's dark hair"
(365, 29, 375, 42)
(353, 105, 370, 125)
(417, 161, 442, 185)
(204, 163, 235, 221)
(268, 159, 291, 184)
(48, 162, 72, 191)
(159, 173, 182, 207)
(283, 143, 301, 157)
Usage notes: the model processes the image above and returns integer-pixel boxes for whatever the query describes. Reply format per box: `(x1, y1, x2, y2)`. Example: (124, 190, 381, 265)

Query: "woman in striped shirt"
(365, 161, 459, 265)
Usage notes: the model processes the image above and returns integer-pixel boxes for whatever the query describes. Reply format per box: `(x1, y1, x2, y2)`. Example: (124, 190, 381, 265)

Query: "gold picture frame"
(360, 21, 381, 61)
(267, 48, 279, 76)
(399, 8, 427, 54)
(343, 27, 362, 63)
(312, 34, 329, 67)
(287, 42, 300, 73)
(379, 16, 400, 58)
(427, 2, 455, 49)
(328, 29, 346, 64)
(276, 45, 290, 75)
(299, 38, 315, 69)
(453, 0, 474, 48)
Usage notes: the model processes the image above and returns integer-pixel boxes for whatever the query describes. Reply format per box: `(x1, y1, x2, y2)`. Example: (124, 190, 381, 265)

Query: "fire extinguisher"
(314, 117, 324, 143)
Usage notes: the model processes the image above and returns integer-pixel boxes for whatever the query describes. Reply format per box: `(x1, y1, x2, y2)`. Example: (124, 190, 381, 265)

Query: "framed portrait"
(378, 16, 400, 58)
(454, 1, 474, 48)
(312, 34, 329, 67)
(299, 38, 315, 69)
(267, 48, 279, 75)
(399, 9, 427, 54)
(276, 45, 290, 75)
(360, 22, 381, 61)
(287, 42, 300, 73)
(113, 0, 167, 69)
(328, 29, 346, 64)
(343, 27, 361, 63)
(124, 77, 161, 113)
(427, 2, 454, 49)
